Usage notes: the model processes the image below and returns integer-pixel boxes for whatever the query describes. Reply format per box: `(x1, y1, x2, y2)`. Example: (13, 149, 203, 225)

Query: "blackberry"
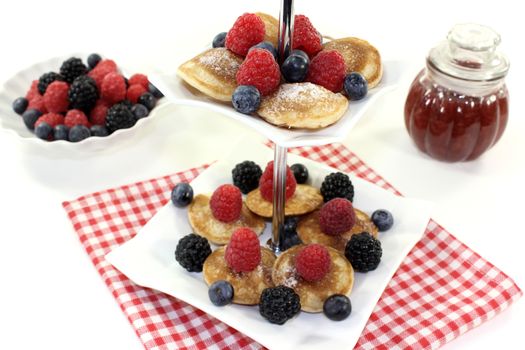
(60, 57, 88, 83)
(344, 232, 382, 272)
(175, 234, 212, 272)
(259, 286, 301, 325)
(69, 76, 99, 112)
(320, 172, 354, 203)
(105, 103, 136, 132)
(231, 160, 262, 194)
(38, 72, 65, 94)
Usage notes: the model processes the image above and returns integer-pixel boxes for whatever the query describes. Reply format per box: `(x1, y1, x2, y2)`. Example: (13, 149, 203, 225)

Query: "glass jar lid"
(428, 23, 509, 82)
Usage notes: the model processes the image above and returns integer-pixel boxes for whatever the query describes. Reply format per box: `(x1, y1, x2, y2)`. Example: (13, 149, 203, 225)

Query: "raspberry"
(293, 15, 322, 58)
(88, 59, 118, 88)
(128, 74, 149, 89)
(35, 113, 64, 128)
(43, 81, 69, 113)
(225, 227, 261, 273)
(64, 109, 89, 128)
(307, 51, 346, 92)
(225, 13, 266, 56)
(27, 96, 47, 113)
(209, 184, 242, 223)
(236, 49, 280, 96)
(295, 244, 331, 282)
(26, 80, 41, 100)
(319, 198, 356, 236)
(126, 84, 147, 104)
(89, 100, 109, 126)
(259, 161, 296, 202)
(101, 72, 126, 104)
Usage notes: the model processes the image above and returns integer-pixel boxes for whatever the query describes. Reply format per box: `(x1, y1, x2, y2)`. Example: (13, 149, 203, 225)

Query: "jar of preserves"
(404, 24, 509, 162)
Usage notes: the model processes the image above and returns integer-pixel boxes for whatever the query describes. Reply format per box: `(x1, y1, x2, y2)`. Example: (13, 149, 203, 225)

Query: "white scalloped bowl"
(0, 54, 168, 154)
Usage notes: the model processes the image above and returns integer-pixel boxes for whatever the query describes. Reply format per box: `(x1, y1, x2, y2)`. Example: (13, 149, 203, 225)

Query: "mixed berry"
(170, 160, 395, 324)
(212, 13, 369, 114)
(12, 54, 163, 142)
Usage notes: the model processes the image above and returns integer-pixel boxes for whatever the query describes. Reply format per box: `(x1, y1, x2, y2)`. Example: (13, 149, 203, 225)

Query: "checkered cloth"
(62, 143, 522, 350)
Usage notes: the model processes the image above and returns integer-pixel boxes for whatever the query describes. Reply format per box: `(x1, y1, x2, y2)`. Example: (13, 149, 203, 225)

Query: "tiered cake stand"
(152, 0, 401, 253)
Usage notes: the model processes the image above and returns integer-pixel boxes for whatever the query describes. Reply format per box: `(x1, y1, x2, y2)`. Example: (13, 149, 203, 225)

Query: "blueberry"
(171, 183, 194, 207)
(22, 109, 42, 130)
(148, 82, 164, 98)
(250, 41, 278, 60)
(371, 209, 394, 231)
(290, 163, 309, 184)
(90, 125, 109, 137)
(138, 92, 156, 111)
(12, 97, 28, 115)
(35, 122, 52, 140)
(69, 124, 91, 142)
(344, 72, 368, 101)
(131, 103, 149, 119)
(323, 294, 351, 321)
(212, 32, 227, 48)
(87, 53, 102, 69)
(281, 53, 309, 83)
(231, 85, 260, 114)
(291, 49, 309, 61)
(279, 231, 302, 252)
(284, 216, 299, 233)
(53, 125, 69, 141)
(208, 280, 234, 306)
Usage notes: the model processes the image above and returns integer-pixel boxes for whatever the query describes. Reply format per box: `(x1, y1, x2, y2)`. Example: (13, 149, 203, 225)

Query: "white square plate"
(106, 141, 432, 350)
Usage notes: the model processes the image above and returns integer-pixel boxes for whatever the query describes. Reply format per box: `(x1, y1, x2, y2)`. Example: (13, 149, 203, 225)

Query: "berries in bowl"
(0, 53, 165, 151)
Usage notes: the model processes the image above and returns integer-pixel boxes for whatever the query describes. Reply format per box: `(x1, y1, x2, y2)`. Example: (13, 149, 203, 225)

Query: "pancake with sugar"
(257, 83, 349, 129)
(177, 48, 243, 101)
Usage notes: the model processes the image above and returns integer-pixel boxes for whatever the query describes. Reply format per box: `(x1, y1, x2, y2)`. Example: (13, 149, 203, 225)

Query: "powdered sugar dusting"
(282, 266, 298, 288)
(198, 49, 241, 77)
(262, 83, 336, 115)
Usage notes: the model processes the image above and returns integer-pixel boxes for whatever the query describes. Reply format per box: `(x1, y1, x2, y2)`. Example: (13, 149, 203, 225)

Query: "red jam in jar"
(404, 24, 510, 162)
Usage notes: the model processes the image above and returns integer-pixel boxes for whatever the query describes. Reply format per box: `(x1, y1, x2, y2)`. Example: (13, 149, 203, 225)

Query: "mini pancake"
(177, 48, 243, 101)
(203, 246, 276, 305)
(323, 37, 382, 89)
(297, 208, 378, 252)
(255, 12, 279, 47)
(257, 83, 349, 129)
(245, 184, 323, 218)
(272, 244, 354, 312)
(188, 194, 265, 245)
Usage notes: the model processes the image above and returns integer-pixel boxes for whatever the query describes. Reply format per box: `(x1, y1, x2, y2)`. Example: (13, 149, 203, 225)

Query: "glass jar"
(404, 24, 509, 162)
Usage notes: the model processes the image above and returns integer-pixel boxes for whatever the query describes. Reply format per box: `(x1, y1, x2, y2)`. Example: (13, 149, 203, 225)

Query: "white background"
(0, 0, 523, 349)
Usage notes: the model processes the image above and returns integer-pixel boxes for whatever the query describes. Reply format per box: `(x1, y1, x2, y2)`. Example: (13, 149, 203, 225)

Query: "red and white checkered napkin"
(62, 143, 522, 350)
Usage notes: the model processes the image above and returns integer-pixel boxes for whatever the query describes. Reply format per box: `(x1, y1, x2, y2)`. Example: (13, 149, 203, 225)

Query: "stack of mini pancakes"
(177, 13, 382, 130)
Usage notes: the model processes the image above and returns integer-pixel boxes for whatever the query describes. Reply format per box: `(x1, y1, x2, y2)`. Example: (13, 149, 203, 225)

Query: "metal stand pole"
(269, 0, 294, 253)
